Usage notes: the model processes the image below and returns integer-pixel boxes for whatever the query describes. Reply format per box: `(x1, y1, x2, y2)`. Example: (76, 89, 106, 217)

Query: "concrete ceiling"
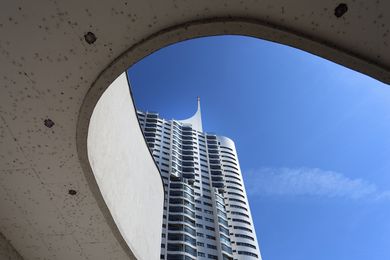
(0, 0, 389, 259)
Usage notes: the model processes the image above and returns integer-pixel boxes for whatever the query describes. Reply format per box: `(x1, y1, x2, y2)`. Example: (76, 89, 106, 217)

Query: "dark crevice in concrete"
(44, 119, 55, 128)
(68, 189, 77, 195)
(335, 3, 348, 18)
(84, 32, 97, 44)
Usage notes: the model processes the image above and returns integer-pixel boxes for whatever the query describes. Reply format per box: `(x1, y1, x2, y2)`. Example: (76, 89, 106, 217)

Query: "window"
(225, 175, 241, 182)
(234, 226, 253, 233)
(204, 202, 212, 207)
(204, 209, 213, 215)
(232, 218, 251, 225)
(205, 226, 215, 231)
(208, 254, 218, 259)
(235, 234, 254, 241)
(219, 225, 230, 236)
(206, 235, 216, 240)
(207, 244, 217, 250)
(230, 211, 250, 218)
(229, 204, 248, 211)
(227, 191, 245, 199)
(205, 217, 214, 223)
(225, 180, 242, 186)
(220, 150, 235, 157)
(238, 251, 258, 258)
(228, 198, 246, 205)
(200, 158, 207, 163)
(203, 195, 212, 200)
(218, 217, 228, 226)
(236, 242, 257, 249)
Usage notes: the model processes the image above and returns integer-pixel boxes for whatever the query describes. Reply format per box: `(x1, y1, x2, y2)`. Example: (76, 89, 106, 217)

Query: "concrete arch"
(80, 15, 390, 259)
(1, 1, 389, 259)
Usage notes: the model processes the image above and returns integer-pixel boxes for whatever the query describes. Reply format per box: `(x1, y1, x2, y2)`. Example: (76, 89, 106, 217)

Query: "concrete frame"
(1, 0, 389, 259)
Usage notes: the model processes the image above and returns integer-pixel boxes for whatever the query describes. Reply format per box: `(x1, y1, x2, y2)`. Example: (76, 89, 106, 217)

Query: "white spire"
(178, 97, 203, 132)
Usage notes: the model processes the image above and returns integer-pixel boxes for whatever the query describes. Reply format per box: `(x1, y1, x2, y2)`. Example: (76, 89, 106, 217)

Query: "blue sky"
(127, 35, 390, 260)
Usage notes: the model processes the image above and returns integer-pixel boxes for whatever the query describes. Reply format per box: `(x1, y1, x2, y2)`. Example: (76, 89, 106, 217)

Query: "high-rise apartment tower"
(137, 98, 261, 260)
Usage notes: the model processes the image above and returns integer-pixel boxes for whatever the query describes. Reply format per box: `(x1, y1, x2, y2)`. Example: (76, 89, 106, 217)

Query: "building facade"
(137, 99, 261, 260)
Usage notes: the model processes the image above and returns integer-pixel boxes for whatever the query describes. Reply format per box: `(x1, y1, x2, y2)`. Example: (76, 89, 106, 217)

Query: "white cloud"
(244, 167, 390, 200)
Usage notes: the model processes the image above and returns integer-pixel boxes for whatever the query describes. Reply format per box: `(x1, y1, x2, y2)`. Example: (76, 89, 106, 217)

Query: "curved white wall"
(87, 73, 164, 260)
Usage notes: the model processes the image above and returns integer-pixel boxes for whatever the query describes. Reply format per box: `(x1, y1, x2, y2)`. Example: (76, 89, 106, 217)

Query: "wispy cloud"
(245, 167, 390, 200)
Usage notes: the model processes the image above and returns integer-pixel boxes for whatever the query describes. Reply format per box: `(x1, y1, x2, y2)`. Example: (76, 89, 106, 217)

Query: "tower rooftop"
(178, 97, 203, 132)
